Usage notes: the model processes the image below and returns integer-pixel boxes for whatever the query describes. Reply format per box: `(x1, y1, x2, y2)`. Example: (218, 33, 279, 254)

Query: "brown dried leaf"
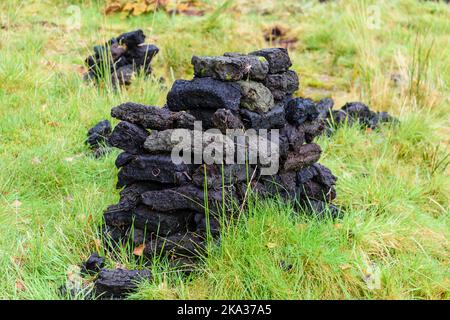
(105, 2, 123, 15)
(132, 2, 147, 16)
(133, 243, 145, 256)
(47, 121, 60, 127)
(15, 279, 25, 291)
(122, 2, 135, 14)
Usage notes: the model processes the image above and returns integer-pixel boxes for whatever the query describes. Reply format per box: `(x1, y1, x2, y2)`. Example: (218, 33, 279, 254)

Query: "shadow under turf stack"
(94, 48, 340, 298)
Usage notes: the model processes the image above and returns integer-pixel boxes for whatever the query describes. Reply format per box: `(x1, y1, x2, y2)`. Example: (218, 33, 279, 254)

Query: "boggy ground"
(0, 0, 448, 299)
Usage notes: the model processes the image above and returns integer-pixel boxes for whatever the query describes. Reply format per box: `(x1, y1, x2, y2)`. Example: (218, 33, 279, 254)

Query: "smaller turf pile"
(314, 99, 398, 134)
(84, 29, 159, 87)
(263, 24, 298, 49)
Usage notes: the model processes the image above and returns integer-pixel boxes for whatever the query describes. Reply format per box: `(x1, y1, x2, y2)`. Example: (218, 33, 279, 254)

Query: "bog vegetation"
(0, 0, 448, 299)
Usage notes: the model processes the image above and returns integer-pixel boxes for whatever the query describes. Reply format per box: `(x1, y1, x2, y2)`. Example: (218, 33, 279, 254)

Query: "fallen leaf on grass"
(104, 1, 123, 14)
(133, 243, 145, 256)
(15, 279, 25, 291)
(47, 121, 60, 127)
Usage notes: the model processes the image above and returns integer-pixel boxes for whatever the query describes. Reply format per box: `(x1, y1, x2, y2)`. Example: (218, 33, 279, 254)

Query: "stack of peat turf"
(167, 48, 339, 215)
(101, 48, 339, 268)
(84, 29, 159, 87)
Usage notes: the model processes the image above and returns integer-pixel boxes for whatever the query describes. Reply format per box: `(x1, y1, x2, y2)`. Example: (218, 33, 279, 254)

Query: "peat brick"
(237, 80, 275, 113)
(192, 55, 246, 81)
(240, 104, 285, 129)
(111, 102, 195, 130)
(249, 48, 292, 74)
(283, 143, 322, 172)
(108, 121, 149, 154)
(94, 268, 151, 299)
(167, 78, 242, 112)
(264, 70, 299, 101)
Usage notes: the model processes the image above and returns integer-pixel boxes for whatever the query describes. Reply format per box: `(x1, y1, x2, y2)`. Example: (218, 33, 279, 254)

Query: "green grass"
(0, 0, 449, 299)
